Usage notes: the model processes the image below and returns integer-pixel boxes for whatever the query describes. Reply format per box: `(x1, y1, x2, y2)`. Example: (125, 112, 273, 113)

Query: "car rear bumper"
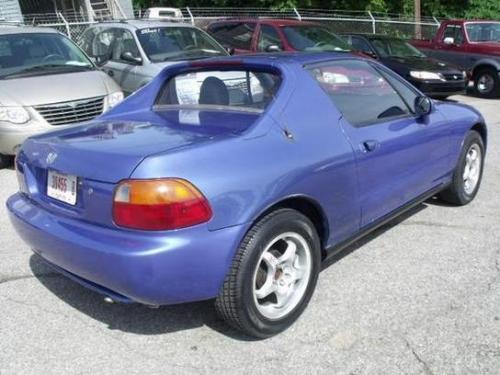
(7, 192, 245, 305)
(411, 79, 467, 97)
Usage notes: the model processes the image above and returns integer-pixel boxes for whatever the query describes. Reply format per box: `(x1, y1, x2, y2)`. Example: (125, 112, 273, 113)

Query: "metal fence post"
(293, 8, 302, 21)
(368, 11, 376, 34)
(58, 12, 71, 39)
(84, 0, 95, 22)
(186, 7, 195, 25)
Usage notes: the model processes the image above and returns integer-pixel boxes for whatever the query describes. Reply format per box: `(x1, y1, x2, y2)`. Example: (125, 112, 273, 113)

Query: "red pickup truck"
(411, 20, 500, 98)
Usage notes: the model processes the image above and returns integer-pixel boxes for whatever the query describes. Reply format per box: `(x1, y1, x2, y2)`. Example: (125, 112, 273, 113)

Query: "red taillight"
(112, 179, 212, 230)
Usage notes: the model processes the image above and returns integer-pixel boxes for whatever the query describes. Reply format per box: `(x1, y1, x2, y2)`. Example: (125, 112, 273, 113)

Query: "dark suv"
(206, 18, 350, 54)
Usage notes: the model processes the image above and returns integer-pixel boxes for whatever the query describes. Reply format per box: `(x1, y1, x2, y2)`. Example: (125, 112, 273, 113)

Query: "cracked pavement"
(1, 95, 499, 374)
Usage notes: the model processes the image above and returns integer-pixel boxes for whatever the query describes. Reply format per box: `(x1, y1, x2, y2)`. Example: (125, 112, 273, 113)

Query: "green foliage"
(133, 0, 500, 19)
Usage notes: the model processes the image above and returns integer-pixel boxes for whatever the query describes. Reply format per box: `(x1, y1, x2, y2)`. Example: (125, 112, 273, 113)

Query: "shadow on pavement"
(29, 255, 252, 340)
(29, 197, 449, 340)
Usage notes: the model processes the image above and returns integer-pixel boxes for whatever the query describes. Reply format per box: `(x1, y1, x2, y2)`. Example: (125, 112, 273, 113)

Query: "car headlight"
(409, 71, 445, 81)
(106, 92, 124, 109)
(0, 106, 30, 124)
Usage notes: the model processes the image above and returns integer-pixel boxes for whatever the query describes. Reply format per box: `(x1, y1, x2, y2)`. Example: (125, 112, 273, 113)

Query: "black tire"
(215, 208, 321, 338)
(0, 153, 13, 169)
(439, 130, 485, 205)
(473, 67, 500, 98)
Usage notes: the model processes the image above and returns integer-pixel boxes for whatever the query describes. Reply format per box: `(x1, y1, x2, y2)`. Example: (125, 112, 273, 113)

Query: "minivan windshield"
(136, 27, 227, 62)
(466, 22, 500, 42)
(282, 26, 350, 52)
(0, 33, 93, 79)
(370, 38, 425, 58)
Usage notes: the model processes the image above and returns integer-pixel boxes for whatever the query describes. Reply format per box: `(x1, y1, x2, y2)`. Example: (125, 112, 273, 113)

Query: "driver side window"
(91, 29, 115, 64)
(308, 60, 412, 127)
(111, 29, 141, 63)
(258, 25, 282, 52)
(443, 25, 464, 44)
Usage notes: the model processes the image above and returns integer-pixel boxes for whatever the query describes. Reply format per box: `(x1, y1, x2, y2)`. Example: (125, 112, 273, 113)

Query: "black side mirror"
(121, 51, 142, 65)
(265, 44, 282, 53)
(414, 96, 432, 117)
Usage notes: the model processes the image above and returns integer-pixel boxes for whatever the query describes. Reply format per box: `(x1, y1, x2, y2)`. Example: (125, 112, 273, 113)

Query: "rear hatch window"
(155, 69, 282, 113)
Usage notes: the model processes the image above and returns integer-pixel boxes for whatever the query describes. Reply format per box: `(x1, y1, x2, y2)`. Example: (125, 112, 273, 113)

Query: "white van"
(143, 7, 184, 21)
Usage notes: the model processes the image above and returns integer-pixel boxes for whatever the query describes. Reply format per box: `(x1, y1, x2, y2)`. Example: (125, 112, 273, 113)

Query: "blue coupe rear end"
(7, 53, 486, 337)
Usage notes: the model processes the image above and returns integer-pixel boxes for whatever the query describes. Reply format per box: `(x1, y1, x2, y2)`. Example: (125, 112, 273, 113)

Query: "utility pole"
(415, 0, 422, 39)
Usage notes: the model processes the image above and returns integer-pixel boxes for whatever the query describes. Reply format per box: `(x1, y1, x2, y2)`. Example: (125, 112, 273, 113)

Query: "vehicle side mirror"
(121, 51, 142, 65)
(443, 37, 455, 45)
(265, 44, 282, 53)
(414, 96, 432, 117)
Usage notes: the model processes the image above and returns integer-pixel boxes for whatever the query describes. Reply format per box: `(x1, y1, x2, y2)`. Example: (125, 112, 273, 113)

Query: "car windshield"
(0, 32, 93, 79)
(155, 69, 282, 113)
(282, 26, 350, 52)
(136, 27, 227, 62)
(370, 38, 425, 58)
(466, 22, 500, 42)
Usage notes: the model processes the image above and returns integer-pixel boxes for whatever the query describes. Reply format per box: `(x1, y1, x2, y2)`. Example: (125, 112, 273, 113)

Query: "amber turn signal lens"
(113, 178, 212, 230)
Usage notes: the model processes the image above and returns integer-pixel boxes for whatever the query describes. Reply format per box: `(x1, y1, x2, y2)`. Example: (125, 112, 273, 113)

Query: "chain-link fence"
(20, 11, 94, 42)
(20, 7, 441, 43)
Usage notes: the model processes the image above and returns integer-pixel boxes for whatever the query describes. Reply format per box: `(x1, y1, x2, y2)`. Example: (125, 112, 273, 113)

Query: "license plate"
(47, 170, 78, 205)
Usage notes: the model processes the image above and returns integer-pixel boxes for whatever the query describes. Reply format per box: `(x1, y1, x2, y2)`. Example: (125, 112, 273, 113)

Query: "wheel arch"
(251, 195, 330, 259)
(472, 60, 500, 77)
(471, 122, 488, 150)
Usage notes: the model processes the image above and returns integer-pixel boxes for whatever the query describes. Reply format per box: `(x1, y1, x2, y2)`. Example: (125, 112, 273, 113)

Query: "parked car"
(411, 20, 500, 98)
(341, 33, 467, 98)
(143, 7, 183, 21)
(79, 20, 228, 95)
(206, 18, 350, 54)
(0, 26, 123, 169)
(8, 53, 486, 338)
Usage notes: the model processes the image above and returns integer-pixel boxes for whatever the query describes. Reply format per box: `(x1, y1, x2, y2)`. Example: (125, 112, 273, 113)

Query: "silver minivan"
(0, 26, 123, 168)
(79, 20, 228, 95)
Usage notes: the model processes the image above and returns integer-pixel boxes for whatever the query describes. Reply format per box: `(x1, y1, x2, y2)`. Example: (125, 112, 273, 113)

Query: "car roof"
(0, 25, 60, 35)
(188, 51, 361, 67)
(210, 18, 321, 27)
(92, 19, 195, 30)
(340, 33, 403, 40)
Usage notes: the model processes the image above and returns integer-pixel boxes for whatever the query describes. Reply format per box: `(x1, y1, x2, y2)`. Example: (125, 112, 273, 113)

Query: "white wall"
(0, 0, 23, 21)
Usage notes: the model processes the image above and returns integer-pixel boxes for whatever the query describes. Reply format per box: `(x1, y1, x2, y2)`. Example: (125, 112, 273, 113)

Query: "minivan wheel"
(439, 130, 484, 205)
(474, 68, 500, 98)
(215, 209, 321, 338)
(0, 153, 12, 169)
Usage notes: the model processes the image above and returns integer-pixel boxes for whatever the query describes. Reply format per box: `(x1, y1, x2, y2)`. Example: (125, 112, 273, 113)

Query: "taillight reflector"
(113, 179, 212, 230)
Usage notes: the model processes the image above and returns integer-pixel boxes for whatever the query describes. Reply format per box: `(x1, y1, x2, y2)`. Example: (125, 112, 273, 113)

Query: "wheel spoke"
(463, 165, 470, 180)
(262, 252, 279, 273)
(293, 265, 306, 281)
(255, 275, 276, 299)
(275, 288, 293, 308)
(279, 240, 297, 265)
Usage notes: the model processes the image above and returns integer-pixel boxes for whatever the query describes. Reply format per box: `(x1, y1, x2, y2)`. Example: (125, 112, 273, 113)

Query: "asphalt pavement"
(0, 95, 499, 375)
